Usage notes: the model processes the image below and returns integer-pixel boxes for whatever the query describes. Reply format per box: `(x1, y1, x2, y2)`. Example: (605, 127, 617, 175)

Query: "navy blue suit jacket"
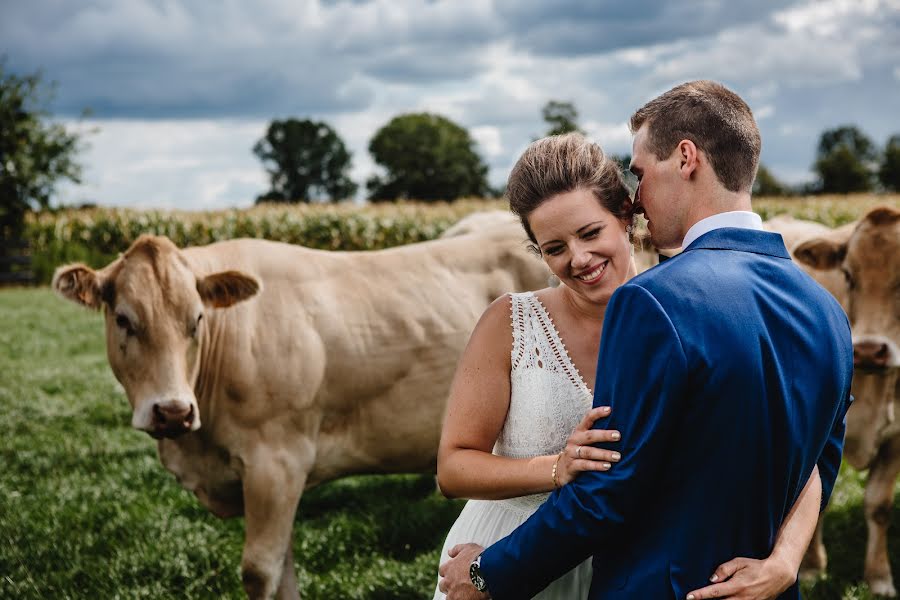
(480, 228, 853, 599)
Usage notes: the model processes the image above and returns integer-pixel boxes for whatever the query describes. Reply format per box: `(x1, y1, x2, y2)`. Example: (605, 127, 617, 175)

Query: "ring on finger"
(575, 445, 582, 459)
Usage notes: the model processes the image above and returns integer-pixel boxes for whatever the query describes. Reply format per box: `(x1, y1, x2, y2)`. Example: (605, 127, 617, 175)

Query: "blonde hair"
(506, 133, 632, 245)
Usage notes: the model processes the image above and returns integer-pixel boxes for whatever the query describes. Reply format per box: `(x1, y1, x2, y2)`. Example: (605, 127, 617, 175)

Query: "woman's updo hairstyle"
(506, 132, 633, 247)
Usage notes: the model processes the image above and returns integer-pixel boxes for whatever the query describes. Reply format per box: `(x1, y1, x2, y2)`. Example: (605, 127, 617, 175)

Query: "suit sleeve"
(479, 283, 689, 599)
(817, 392, 851, 511)
(816, 309, 854, 512)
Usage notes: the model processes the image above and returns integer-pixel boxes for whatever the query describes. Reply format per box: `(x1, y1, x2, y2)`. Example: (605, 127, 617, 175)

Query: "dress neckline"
(526, 291, 594, 397)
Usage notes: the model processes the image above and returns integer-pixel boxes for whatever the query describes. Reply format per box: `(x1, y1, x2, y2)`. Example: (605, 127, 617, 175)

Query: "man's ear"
(52, 263, 105, 310)
(677, 139, 699, 179)
(794, 238, 847, 271)
(197, 271, 261, 308)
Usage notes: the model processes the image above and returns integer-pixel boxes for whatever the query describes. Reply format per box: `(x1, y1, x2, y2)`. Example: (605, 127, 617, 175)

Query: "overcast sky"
(3, 0, 899, 210)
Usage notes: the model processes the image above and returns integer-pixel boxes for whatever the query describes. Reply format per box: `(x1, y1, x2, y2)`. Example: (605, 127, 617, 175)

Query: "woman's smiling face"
(528, 187, 633, 305)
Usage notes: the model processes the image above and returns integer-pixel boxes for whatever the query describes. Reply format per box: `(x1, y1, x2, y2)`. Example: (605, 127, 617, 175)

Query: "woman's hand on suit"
(685, 556, 796, 600)
(556, 406, 622, 487)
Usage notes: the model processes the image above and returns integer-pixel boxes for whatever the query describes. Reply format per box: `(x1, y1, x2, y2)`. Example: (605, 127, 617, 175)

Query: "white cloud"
(57, 119, 268, 209)
(471, 126, 504, 158)
(772, 0, 882, 35)
(754, 105, 775, 120)
(583, 121, 633, 155)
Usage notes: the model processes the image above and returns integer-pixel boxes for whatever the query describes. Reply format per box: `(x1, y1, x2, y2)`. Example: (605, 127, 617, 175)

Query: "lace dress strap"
(509, 292, 529, 370)
(529, 294, 593, 397)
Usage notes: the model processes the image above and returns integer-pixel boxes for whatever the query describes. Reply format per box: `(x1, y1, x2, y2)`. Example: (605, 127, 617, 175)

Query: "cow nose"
(152, 401, 195, 431)
(853, 341, 890, 369)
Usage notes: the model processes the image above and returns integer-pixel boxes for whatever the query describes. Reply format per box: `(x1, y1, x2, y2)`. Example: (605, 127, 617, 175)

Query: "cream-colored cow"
(790, 206, 900, 597)
(53, 227, 549, 599)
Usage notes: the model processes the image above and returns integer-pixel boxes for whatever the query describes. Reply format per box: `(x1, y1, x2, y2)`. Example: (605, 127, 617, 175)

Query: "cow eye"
(840, 267, 855, 289)
(115, 314, 135, 336)
(190, 313, 203, 338)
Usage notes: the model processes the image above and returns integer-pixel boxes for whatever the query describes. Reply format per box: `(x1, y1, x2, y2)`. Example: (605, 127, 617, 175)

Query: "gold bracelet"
(551, 450, 564, 489)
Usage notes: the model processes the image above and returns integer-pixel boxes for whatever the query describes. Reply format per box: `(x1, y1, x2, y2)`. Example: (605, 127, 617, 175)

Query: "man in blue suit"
(439, 81, 853, 599)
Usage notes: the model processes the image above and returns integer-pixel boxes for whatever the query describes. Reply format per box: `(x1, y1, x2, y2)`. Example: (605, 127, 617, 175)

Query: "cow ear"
(197, 270, 260, 308)
(794, 238, 847, 270)
(52, 263, 105, 310)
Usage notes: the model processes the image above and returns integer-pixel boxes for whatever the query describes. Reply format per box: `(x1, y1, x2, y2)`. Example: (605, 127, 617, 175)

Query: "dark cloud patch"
(364, 44, 485, 83)
(2, 2, 379, 118)
(8, 50, 374, 118)
(1, 0, 498, 117)
(494, 0, 808, 55)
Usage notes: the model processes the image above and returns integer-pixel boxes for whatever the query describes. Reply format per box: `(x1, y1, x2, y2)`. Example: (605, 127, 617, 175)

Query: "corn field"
(21, 194, 900, 284)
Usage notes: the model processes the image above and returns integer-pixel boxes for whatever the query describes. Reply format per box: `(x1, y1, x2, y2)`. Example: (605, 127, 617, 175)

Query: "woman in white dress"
(434, 133, 822, 600)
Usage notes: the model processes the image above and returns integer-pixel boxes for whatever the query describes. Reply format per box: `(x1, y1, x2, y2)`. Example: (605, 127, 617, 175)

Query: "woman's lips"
(574, 260, 609, 285)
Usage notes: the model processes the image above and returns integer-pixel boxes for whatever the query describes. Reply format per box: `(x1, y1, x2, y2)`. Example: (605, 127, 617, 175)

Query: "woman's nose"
(571, 246, 591, 268)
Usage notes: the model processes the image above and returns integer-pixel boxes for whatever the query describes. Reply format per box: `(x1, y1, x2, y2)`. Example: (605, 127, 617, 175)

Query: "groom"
(439, 80, 853, 599)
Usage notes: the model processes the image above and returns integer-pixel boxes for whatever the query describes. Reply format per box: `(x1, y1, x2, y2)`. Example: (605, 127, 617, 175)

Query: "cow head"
(794, 206, 900, 468)
(53, 235, 259, 438)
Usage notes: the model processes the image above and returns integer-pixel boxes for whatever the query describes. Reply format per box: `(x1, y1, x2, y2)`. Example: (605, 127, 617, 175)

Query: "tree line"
(2, 66, 899, 239)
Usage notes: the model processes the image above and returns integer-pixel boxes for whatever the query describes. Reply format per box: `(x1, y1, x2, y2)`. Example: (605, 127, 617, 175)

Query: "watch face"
(469, 561, 487, 592)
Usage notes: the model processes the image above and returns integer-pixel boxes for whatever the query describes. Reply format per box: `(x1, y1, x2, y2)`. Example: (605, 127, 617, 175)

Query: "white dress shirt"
(682, 210, 763, 250)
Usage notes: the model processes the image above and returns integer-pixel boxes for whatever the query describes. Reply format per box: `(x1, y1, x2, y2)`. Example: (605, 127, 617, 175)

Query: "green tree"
(813, 125, 877, 194)
(542, 100, 584, 137)
(0, 62, 82, 238)
(253, 118, 357, 203)
(879, 134, 900, 192)
(366, 113, 489, 201)
(753, 164, 790, 197)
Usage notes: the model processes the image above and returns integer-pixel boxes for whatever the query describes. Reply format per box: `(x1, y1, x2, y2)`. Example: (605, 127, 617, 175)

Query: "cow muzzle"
(854, 340, 892, 370)
(149, 400, 198, 439)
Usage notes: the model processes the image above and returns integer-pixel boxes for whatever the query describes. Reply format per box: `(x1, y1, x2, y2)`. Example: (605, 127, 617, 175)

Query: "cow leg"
(864, 438, 900, 598)
(275, 542, 300, 600)
(799, 514, 827, 581)
(240, 456, 308, 600)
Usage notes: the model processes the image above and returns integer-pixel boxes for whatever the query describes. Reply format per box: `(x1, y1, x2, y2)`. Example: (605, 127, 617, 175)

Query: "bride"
(433, 133, 820, 599)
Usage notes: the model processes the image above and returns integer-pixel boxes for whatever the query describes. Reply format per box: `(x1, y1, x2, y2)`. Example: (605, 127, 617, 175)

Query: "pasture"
(0, 289, 462, 599)
(2, 195, 900, 599)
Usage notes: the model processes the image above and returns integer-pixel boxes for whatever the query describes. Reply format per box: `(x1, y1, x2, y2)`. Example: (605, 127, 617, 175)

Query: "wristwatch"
(469, 553, 488, 592)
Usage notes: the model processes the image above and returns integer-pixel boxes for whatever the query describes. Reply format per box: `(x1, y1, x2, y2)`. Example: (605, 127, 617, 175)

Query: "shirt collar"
(682, 211, 763, 250)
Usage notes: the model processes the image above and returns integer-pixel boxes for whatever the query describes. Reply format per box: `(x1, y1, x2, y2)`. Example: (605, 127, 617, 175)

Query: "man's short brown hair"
(629, 80, 761, 193)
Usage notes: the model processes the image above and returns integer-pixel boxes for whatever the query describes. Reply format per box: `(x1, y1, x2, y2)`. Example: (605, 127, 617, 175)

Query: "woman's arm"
(686, 466, 822, 600)
(436, 295, 617, 500)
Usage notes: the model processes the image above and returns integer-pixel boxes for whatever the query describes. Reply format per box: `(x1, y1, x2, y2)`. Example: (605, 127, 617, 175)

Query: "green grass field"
(0, 286, 896, 599)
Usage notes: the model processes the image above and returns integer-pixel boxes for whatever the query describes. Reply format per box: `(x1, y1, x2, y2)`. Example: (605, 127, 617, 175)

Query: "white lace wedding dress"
(433, 291, 594, 599)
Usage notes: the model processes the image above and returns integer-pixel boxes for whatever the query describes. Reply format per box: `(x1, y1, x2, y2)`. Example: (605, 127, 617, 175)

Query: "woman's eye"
(583, 228, 602, 239)
(545, 246, 564, 256)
